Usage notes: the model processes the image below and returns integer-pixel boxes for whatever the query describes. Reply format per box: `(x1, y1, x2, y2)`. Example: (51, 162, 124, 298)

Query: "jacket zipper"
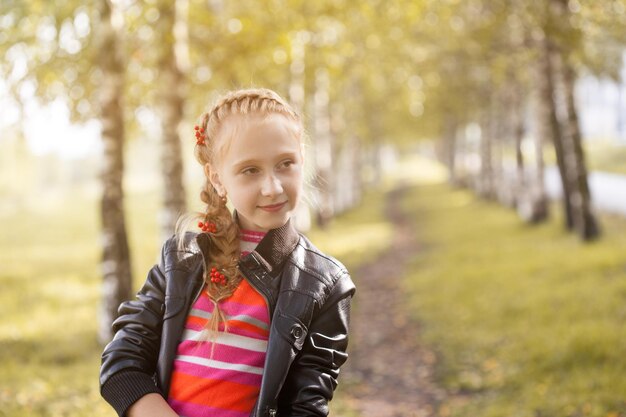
(241, 253, 277, 417)
(241, 252, 275, 319)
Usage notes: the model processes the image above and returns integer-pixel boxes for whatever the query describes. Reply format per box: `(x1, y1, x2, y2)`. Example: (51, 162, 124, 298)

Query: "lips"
(259, 201, 287, 211)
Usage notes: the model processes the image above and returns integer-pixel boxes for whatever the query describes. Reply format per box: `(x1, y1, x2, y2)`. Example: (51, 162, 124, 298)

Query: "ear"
(205, 163, 225, 196)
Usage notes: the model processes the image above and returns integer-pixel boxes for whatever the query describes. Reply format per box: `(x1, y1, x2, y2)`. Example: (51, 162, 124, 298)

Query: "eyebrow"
(232, 152, 299, 169)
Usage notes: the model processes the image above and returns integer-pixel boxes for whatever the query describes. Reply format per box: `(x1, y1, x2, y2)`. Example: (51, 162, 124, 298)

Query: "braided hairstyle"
(176, 88, 303, 339)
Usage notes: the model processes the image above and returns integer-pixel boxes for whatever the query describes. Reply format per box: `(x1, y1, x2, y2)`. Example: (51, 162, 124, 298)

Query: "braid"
(177, 88, 301, 342)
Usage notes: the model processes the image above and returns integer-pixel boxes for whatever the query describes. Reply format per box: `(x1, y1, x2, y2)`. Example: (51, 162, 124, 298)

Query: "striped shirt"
(167, 229, 268, 417)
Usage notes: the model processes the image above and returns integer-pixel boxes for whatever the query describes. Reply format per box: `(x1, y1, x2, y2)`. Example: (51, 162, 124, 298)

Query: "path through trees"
(340, 183, 445, 417)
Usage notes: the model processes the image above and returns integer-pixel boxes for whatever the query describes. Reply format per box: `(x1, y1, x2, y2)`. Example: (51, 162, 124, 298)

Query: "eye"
(280, 159, 295, 169)
(242, 167, 260, 175)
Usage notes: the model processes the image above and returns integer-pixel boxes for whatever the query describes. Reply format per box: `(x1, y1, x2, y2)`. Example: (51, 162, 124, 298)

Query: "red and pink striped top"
(167, 229, 269, 417)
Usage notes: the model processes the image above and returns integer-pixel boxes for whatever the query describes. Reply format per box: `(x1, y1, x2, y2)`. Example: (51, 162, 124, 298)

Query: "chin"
(261, 215, 290, 230)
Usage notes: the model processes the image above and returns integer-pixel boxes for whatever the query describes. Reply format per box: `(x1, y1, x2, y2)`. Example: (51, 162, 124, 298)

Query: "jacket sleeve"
(278, 271, 355, 417)
(99, 248, 169, 417)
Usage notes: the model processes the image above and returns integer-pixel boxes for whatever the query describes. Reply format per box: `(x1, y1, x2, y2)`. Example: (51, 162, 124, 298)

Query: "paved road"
(545, 167, 626, 216)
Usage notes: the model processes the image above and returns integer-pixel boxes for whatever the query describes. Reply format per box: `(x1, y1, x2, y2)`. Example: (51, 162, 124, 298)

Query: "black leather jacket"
(100, 218, 355, 417)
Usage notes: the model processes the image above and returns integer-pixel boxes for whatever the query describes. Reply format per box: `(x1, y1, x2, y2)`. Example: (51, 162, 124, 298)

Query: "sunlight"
(23, 99, 101, 158)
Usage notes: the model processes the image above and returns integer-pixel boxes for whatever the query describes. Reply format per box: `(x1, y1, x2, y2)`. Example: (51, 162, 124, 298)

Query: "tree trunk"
(342, 78, 363, 210)
(540, 37, 574, 229)
(560, 59, 600, 239)
(313, 68, 334, 228)
(156, 0, 188, 242)
(513, 97, 525, 196)
(503, 83, 528, 212)
(96, 0, 133, 345)
(549, 0, 600, 240)
(512, 105, 533, 215)
(491, 94, 510, 206)
(516, 96, 548, 223)
(521, 81, 550, 223)
(289, 31, 306, 114)
(478, 111, 495, 199)
(334, 135, 361, 214)
(368, 133, 384, 188)
(349, 134, 363, 209)
(289, 30, 312, 232)
(443, 114, 459, 186)
(334, 142, 349, 215)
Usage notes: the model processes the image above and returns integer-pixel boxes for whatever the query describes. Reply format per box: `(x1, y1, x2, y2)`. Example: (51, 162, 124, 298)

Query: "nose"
(261, 174, 283, 197)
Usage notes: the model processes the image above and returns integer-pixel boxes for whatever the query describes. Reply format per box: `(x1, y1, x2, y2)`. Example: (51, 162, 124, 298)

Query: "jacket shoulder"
(289, 233, 355, 296)
(159, 232, 202, 272)
(297, 234, 348, 273)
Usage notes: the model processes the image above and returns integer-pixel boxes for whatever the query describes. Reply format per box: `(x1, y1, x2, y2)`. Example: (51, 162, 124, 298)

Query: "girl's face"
(207, 113, 304, 233)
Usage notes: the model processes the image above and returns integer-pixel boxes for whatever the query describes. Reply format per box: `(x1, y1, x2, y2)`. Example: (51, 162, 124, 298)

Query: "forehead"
(214, 113, 302, 164)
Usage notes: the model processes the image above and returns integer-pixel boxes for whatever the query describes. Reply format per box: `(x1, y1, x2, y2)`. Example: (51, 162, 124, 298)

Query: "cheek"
(231, 181, 257, 198)
(224, 177, 254, 201)
(286, 173, 303, 195)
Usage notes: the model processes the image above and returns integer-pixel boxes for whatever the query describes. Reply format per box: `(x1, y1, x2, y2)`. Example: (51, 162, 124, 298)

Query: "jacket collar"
(250, 218, 300, 273)
(194, 210, 300, 274)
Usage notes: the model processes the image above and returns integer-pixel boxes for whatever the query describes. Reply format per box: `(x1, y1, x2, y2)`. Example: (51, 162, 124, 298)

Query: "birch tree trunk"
(560, 59, 600, 239)
(443, 114, 459, 186)
(289, 30, 311, 232)
(521, 86, 550, 223)
(368, 138, 384, 188)
(334, 143, 349, 215)
(312, 68, 334, 227)
(344, 79, 363, 208)
(289, 31, 306, 114)
(550, 0, 600, 240)
(515, 88, 547, 222)
(348, 134, 363, 208)
(331, 100, 350, 215)
(156, 0, 188, 242)
(333, 135, 361, 214)
(491, 96, 509, 206)
(96, 0, 133, 344)
(539, 37, 574, 229)
(478, 111, 495, 199)
(512, 92, 526, 198)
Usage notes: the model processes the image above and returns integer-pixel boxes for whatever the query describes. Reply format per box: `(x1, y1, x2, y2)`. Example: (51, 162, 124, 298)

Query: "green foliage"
(3, 0, 625, 147)
(401, 156, 626, 417)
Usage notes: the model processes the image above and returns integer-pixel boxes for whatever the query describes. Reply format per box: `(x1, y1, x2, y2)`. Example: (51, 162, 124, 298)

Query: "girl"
(99, 88, 355, 417)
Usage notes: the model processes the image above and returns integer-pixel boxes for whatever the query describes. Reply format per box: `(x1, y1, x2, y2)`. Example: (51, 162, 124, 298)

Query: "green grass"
(400, 156, 626, 417)
(585, 140, 626, 175)
(1, 194, 111, 417)
(0, 178, 391, 417)
(0, 188, 162, 417)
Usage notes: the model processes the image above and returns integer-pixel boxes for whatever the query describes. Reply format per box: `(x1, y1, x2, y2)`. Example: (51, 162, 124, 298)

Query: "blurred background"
(1, 0, 626, 416)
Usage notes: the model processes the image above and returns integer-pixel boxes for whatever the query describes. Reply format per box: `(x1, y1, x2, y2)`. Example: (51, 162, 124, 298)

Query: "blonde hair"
(175, 88, 303, 340)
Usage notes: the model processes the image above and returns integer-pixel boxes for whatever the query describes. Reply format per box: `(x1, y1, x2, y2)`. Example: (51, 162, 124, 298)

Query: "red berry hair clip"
(210, 267, 227, 286)
(198, 221, 217, 233)
(194, 125, 205, 145)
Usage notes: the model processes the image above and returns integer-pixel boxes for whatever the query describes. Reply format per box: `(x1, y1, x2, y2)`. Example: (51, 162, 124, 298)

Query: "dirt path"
(340, 183, 446, 417)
